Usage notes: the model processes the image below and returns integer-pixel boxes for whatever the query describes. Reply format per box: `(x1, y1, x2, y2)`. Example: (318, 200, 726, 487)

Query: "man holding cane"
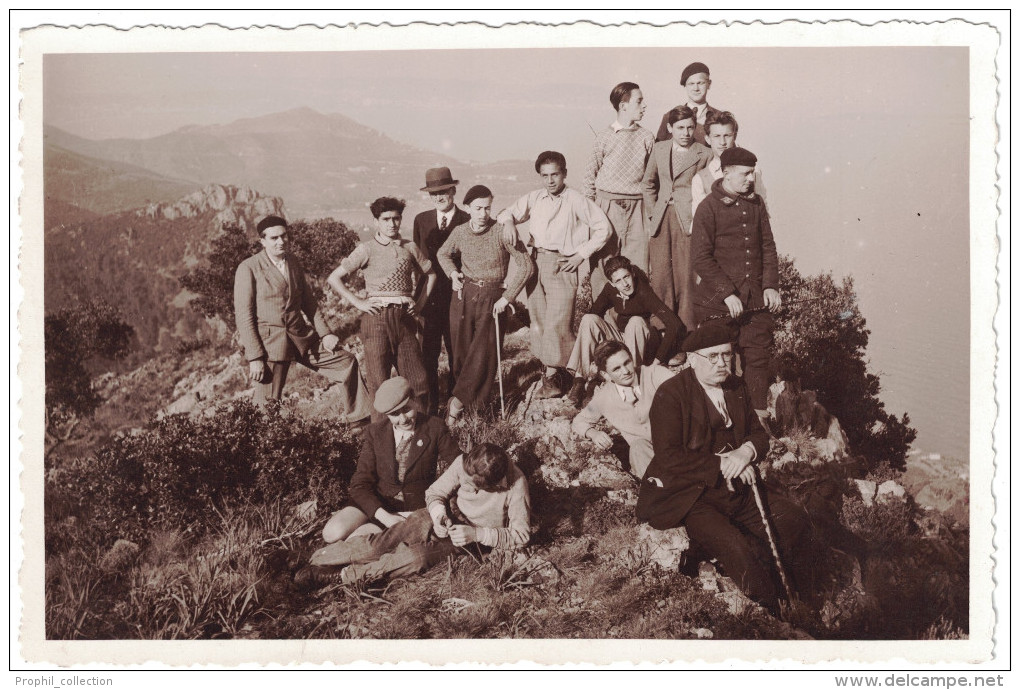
(637, 321, 813, 612)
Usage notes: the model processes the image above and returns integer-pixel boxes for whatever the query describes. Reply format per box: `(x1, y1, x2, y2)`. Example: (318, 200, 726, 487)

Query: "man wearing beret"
(412, 168, 471, 415)
(318, 376, 462, 544)
(655, 62, 721, 146)
(691, 146, 781, 414)
(637, 321, 811, 611)
(234, 215, 371, 420)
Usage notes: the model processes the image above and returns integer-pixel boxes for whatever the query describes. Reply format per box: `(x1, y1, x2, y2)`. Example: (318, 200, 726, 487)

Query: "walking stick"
(493, 309, 506, 420)
(750, 472, 795, 602)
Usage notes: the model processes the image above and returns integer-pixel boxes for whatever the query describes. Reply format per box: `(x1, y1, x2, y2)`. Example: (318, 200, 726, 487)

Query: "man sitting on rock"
(571, 340, 676, 480)
(319, 376, 461, 544)
(234, 215, 372, 420)
(637, 320, 813, 612)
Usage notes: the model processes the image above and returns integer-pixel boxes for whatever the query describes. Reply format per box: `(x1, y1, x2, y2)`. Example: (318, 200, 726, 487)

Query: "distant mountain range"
(44, 107, 535, 221)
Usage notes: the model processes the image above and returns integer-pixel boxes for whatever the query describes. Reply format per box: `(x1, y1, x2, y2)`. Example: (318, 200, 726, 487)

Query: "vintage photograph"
(17, 17, 1001, 667)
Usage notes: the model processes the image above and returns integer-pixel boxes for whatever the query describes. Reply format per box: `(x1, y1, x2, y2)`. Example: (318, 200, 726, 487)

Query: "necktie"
(692, 105, 700, 121)
(395, 434, 412, 482)
(440, 215, 448, 233)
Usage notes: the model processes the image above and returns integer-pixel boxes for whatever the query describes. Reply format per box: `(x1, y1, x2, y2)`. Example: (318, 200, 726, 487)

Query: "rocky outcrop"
(139, 184, 284, 231)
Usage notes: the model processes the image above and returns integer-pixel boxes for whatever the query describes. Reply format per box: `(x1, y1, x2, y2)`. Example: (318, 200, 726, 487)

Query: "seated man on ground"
(636, 320, 814, 612)
(319, 376, 461, 544)
(571, 340, 676, 480)
(297, 443, 531, 587)
(565, 255, 686, 406)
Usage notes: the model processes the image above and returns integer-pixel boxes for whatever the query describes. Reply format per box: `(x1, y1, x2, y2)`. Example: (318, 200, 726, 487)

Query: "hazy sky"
(44, 47, 971, 459)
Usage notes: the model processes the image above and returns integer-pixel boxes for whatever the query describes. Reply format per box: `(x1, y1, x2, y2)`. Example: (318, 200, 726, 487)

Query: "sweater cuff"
(476, 527, 498, 548)
(427, 501, 447, 523)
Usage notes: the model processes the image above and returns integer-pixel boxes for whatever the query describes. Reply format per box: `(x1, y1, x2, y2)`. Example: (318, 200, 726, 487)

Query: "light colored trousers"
(566, 312, 652, 379)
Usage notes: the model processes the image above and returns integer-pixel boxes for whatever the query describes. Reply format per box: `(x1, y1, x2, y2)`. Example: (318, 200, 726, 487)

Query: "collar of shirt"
(269, 255, 288, 275)
(393, 425, 414, 447)
(707, 156, 722, 175)
(536, 185, 569, 201)
(614, 382, 641, 403)
(672, 141, 694, 155)
(687, 101, 710, 122)
(437, 207, 456, 226)
(611, 120, 639, 133)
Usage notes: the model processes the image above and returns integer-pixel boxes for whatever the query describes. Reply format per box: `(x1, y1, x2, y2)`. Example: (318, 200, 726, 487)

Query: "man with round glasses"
(637, 320, 812, 612)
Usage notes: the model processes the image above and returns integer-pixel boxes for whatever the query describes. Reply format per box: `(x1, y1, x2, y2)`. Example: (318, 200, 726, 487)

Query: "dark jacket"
(589, 279, 687, 361)
(413, 207, 471, 316)
(691, 178, 779, 316)
(348, 414, 462, 517)
(636, 367, 769, 529)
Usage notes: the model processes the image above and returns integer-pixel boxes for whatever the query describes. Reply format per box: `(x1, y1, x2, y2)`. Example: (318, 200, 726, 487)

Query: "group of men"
(233, 61, 814, 611)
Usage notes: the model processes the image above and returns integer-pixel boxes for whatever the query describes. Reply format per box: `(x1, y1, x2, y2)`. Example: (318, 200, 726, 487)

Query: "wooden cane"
(494, 310, 506, 420)
(750, 473, 795, 602)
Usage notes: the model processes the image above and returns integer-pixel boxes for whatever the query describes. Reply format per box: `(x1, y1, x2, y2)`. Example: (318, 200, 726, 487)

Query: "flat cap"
(682, 319, 739, 353)
(720, 146, 758, 169)
(681, 62, 710, 86)
(257, 215, 288, 235)
(373, 376, 412, 415)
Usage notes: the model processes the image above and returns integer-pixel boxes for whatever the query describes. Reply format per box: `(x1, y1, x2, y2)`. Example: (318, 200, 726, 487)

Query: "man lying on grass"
(295, 443, 531, 588)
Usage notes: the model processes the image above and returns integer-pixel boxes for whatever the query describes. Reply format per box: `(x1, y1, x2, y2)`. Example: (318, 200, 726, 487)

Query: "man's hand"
(431, 513, 451, 539)
(355, 296, 382, 315)
(587, 429, 614, 451)
(500, 219, 518, 246)
(763, 288, 782, 312)
(376, 511, 406, 529)
(492, 297, 511, 316)
(724, 294, 745, 319)
(448, 524, 478, 547)
(248, 360, 269, 384)
(321, 334, 340, 352)
(450, 271, 465, 293)
(718, 445, 755, 480)
(736, 464, 756, 486)
(558, 253, 586, 273)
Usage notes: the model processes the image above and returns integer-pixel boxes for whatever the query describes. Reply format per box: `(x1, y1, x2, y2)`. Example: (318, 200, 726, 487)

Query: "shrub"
(54, 400, 362, 543)
(774, 255, 917, 470)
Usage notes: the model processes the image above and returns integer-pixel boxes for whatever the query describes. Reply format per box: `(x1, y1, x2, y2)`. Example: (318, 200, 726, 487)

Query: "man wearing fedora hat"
(319, 376, 462, 544)
(413, 167, 471, 415)
(655, 61, 722, 146)
(637, 321, 812, 611)
(234, 215, 372, 420)
(691, 146, 781, 414)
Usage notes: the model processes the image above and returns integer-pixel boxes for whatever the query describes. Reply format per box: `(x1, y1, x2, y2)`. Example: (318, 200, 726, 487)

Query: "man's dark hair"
(462, 443, 510, 491)
(603, 255, 635, 280)
(610, 82, 640, 111)
(705, 110, 739, 137)
(369, 197, 406, 219)
(668, 105, 697, 126)
(593, 340, 631, 374)
(534, 150, 567, 174)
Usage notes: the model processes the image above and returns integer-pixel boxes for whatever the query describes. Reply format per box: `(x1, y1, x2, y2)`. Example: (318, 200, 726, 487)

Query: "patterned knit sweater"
(436, 220, 535, 302)
(582, 125, 655, 200)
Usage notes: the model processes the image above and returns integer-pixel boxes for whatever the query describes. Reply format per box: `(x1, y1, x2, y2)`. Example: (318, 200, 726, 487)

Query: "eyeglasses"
(692, 351, 734, 365)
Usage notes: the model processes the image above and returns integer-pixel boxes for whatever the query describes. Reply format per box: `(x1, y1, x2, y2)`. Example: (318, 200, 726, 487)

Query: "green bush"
(54, 400, 362, 544)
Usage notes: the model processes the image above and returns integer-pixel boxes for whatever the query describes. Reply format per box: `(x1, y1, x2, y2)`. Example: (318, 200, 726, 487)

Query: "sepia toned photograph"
(16, 15, 1003, 668)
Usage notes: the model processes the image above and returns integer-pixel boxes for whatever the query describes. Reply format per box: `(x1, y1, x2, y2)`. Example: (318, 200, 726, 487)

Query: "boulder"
(877, 480, 907, 504)
(854, 479, 878, 506)
(635, 523, 691, 570)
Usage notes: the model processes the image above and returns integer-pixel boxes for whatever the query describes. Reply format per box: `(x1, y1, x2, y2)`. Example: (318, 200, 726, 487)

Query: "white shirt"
(686, 101, 711, 124)
(614, 383, 641, 405)
(269, 256, 289, 284)
(437, 207, 457, 229)
(393, 425, 414, 449)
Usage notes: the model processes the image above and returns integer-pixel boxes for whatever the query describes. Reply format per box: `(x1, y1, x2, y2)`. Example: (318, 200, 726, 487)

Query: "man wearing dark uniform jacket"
(691, 146, 781, 413)
(412, 167, 471, 414)
(637, 321, 812, 611)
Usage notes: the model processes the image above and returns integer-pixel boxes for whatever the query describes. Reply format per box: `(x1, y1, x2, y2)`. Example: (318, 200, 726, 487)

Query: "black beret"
(257, 215, 288, 235)
(463, 185, 493, 206)
(681, 62, 710, 86)
(720, 147, 758, 169)
(682, 319, 739, 352)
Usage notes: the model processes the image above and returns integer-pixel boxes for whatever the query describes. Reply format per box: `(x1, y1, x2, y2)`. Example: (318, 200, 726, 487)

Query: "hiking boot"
(534, 374, 564, 400)
(566, 377, 587, 408)
(293, 564, 348, 591)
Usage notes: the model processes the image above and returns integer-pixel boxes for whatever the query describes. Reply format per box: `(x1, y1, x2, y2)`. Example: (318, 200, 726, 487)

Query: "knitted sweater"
(437, 220, 535, 302)
(582, 125, 655, 200)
